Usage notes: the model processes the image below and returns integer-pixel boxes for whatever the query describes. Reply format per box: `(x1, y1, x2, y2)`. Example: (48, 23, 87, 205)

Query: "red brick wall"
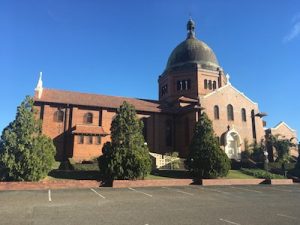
(271, 124, 298, 157)
(201, 85, 265, 150)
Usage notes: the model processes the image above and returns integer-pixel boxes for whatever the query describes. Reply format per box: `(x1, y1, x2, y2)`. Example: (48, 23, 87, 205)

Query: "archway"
(225, 129, 242, 160)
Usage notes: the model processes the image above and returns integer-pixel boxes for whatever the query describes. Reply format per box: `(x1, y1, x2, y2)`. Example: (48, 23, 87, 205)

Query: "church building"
(33, 19, 297, 162)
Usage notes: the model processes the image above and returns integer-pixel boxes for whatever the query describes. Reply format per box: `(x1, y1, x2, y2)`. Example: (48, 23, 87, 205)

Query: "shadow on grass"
(150, 169, 192, 179)
(48, 169, 101, 181)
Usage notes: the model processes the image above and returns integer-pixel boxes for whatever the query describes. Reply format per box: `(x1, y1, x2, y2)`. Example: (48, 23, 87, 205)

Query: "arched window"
(165, 119, 173, 147)
(208, 80, 212, 90)
(204, 79, 208, 89)
(214, 105, 220, 120)
(213, 81, 217, 90)
(241, 108, 247, 122)
(251, 110, 256, 139)
(227, 104, 234, 121)
(54, 109, 64, 122)
(84, 112, 93, 124)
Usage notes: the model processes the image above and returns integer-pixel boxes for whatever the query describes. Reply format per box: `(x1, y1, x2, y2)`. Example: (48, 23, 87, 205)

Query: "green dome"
(166, 19, 219, 71)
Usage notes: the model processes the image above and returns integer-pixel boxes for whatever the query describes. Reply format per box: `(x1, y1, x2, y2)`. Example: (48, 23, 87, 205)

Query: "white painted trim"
(203, 83, 258, 105)
(271, 121, 296, 132)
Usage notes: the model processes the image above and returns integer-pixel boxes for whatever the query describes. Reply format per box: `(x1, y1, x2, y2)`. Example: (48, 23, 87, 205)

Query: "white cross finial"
(226, 73, 231, 85)
(35, 71, 43, 99)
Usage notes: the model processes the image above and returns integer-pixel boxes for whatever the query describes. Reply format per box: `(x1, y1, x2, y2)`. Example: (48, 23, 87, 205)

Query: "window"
(227, 104, 234, 121)
(161, 84, 168, 96)
(84, 112, 93, 124)
(208, 80, 212, 90)
(54, 109, 64, 122)
(251, 110, 256, 139)
(241, 108, 247, 122)
(78, 135, 84, 144)
(204, 79, 208, 89)
(96, 136, 101, 145)
(177, 79, 191, 91)
(142, 118, 148, 142)
(87, 136, 93, 144)
(213, 81, 217, 90)
(165, 119, 173, 147)
(214, 105, 220, 120)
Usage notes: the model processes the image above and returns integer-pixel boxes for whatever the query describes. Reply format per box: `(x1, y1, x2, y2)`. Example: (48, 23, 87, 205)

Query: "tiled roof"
(34, 88, 165, 113)
(72, 125, 108, 135)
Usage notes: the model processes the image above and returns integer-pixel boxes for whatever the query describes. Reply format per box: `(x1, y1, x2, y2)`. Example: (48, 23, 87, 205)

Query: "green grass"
(145, 174, 173, 180)
(224, 170, 256, 179)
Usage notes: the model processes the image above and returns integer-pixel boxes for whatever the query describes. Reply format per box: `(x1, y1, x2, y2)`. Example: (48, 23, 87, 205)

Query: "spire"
(187, 18, 196, 39)
(35, 72, 43, 99)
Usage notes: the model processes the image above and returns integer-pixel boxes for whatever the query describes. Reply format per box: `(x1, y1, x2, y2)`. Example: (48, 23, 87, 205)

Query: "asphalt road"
(1, 184, 300, 225)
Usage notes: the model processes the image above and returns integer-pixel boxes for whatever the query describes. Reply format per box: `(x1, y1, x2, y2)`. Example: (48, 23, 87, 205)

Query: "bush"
(268, 162, 296, 171)
(185, 113, 230, 179)
(240, 168, 284, 179)
(98, 102, 151, 180)
(0, 96, 56, 181)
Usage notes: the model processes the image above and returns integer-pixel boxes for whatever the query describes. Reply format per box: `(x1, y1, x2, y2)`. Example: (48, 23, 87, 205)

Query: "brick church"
(33, 19, 297, 162)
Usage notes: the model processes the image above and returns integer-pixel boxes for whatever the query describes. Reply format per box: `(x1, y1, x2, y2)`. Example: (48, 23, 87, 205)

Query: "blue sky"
(0, 0, 299, 137)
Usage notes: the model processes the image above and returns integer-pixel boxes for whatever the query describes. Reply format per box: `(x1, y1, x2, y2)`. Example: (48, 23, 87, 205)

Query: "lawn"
(225, 170, 255, 179)
(46, 168, 257, 181)
(147, 169, 256, 180)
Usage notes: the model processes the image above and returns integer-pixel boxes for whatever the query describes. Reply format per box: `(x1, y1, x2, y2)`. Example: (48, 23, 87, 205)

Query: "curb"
(0, 180, 100, 191)
(0, 178, 295, 191)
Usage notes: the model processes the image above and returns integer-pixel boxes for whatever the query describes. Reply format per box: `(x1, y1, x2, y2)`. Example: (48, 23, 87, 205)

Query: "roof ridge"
(42, 87, 158, 103)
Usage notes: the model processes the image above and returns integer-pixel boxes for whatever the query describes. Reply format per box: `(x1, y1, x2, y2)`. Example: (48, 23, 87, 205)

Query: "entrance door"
(225, 130, 241, 160)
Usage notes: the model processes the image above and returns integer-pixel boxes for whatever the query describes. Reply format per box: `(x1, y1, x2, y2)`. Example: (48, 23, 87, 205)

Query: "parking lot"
(1, 184, 300, 225)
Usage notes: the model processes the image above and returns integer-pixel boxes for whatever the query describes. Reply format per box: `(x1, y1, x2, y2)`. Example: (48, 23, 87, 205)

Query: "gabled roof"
(202, 84, 258, 105)
(34, 88, 164, 113)
(271, 121, 296, 132)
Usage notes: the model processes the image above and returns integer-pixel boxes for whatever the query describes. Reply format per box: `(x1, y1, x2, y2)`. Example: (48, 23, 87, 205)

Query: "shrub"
(240, 168, 284, 179)
(185, 113, 230, 178)
(249, 141, 265, 162)
(0, 96, 56, 181)
(98, 102, 151, 180)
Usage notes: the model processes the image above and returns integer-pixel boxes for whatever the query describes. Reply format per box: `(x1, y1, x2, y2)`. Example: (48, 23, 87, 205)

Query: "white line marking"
(128, 187, 152, 197)
(48, 189, 52, 202)
(219, 218, 241, 225)
(270, 187, 293, 192)
(90, 188, 106, 199)
(276, 214, 298, 220)
(230, 186, 262, 194)
(162, 187, 194, 196)
(207, 188, 230, 194)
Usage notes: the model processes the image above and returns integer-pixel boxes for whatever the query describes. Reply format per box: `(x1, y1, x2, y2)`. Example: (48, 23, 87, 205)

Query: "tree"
(185, 112, 230, 179)
(296, 142, 300, 169)
(98, 101, 151, 180)
(0, 96, 56, 181)
(268, 135, 293, 162)
(249, 140, 265, 162)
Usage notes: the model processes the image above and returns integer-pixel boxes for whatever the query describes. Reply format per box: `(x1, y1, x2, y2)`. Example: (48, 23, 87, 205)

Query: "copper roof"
(34, 88, 164, 113)
(72, 125, 108, 135)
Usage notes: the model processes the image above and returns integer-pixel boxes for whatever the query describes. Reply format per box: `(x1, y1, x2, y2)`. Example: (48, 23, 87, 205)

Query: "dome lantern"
(187, 18, 196, 39)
